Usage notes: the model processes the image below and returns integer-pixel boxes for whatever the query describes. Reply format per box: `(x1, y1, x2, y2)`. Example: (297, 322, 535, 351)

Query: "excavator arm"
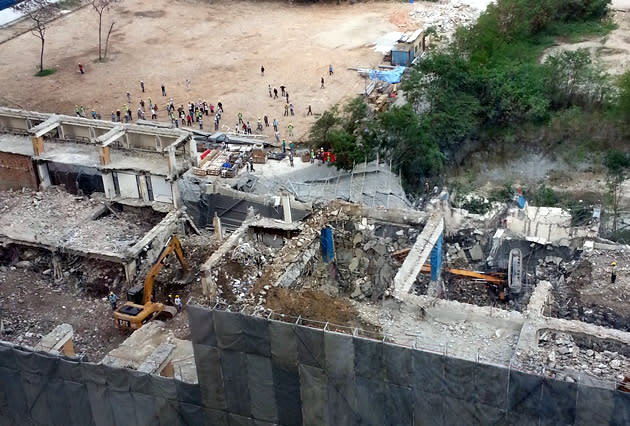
(142, 235, 190, 305)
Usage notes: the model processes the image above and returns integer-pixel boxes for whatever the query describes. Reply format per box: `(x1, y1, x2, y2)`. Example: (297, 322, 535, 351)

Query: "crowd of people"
(72, 65, 335, 154)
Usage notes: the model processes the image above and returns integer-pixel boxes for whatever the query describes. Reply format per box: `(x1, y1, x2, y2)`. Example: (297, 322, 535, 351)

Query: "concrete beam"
(0, 235, 125, 264)
(201, 219, 252, 297)
(137, 343, 175, 375)
(29, 115, 61, 138)
(0, 107, 189, 142)
(164, 133, 190, 151)
(97, 125, 126, 147)
(515, 281, 630, 357)
(35, 323, 74, 356)
(282, 193, 292, 223)
(125, 210, 181, 259)
(394, 214, 444, 298)
(213, 213, 223, 240)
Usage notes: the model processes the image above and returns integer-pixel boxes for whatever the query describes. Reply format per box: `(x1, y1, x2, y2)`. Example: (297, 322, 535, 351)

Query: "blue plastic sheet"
(320, 227, 334, 263)
(368, 66, 406, 84)
(430, 235, 442, 281)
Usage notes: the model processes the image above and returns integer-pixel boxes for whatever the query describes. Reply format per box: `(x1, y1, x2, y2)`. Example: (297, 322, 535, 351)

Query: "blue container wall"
(392, 50, 412, 66)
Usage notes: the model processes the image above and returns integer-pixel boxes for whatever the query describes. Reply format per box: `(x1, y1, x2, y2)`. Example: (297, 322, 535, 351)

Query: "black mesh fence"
(188, 305, 630, 426)
(2, 306, 630, 425)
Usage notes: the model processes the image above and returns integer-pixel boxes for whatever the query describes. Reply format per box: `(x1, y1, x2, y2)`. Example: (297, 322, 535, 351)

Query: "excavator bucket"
(174, 270, 194, 285)
(155, 305, 178, 321)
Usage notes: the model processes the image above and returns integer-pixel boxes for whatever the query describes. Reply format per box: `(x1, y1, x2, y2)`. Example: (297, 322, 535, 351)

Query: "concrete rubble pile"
(518, 331, 630, 383)
(212, 239, 274, 304)
(298, 217, 418, 302)
(409, 2, 480, 36)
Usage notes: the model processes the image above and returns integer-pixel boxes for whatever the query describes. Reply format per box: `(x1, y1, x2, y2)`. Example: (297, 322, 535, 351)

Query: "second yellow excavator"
(114, 235, 190, 329)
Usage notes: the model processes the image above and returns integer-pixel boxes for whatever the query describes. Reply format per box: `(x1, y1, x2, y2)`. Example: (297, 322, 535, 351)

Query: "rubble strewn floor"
(516, 331, 630, 384)
(354, 299, 522, 364)
(0, 188, 163, 254)
(546, 248, 630, 332)
(0, 265, 126, 361)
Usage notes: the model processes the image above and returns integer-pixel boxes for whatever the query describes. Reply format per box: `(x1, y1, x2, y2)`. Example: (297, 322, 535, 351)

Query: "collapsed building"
(0, 108, 630, 424)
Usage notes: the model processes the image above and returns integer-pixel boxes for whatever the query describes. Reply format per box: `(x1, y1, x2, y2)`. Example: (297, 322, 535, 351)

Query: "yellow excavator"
(114, 235, 190, 329)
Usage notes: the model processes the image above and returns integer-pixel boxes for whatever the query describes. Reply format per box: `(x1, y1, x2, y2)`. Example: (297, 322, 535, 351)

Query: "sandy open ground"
(0, 0, 413, 141)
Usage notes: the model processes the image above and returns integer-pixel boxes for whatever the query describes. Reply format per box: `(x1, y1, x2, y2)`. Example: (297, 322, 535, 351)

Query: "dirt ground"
(0, 228, 218, 360)
(266, 287, 377, 331)
(549, 250, 630, 332)
(0, 265, 127, 361)
(541, 10, 630, 75)
(0, 0, 409, 141)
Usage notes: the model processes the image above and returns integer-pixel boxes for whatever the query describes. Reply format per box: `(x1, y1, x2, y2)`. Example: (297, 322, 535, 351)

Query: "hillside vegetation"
(310, 0, 630, 195)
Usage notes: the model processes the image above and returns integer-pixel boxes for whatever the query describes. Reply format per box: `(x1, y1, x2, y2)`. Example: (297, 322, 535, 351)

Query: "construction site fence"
(2, 304, 630, 425)
(213, 302, 626, 389)
(188, 304, 630, 425)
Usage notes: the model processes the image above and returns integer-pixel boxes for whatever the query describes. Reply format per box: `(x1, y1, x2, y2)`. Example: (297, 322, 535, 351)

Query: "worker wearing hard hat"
(174, 295, 182, 313)
(611, 261, 617, 284)
(108, 292, 117, 311)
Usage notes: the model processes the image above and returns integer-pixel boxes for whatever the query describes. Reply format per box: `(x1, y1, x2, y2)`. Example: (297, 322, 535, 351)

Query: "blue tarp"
(0, 0, 15, 10)
(320, 227, 333, 263)
(517, 195, 526, 209)
(368, 66, 406, 84)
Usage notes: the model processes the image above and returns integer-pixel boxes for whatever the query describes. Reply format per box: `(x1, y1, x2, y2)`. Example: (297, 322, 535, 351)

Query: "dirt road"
(0, 0, 409, 141)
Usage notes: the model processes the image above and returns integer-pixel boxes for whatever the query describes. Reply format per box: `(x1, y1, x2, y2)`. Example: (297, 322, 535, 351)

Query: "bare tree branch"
(13, 0, 58, 73)
(104, 21, 115, 59)
(91, 0, 120, 61)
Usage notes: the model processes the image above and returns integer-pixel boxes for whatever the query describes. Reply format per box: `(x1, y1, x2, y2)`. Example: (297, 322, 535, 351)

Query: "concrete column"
(201, 269, 218, 300)
(282, 193, 292, 223)
(137, 174, 149, 202)
(36, 163, 51, 190)
(58, 124, 65, 139)
(98, 146, 110, 165)
(31, 136, 44, 156)
(102, 173, 116, 199)
(171, 181, 181, 209)
(168, 148, 177, 178)
(124, 259, 137, 284)
(51, 253, 63, 281)
(213, 212, 223, 240)
(188, 136, 199, 167)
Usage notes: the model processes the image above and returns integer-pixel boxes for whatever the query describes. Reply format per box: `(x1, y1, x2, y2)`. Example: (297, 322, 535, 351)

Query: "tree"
(13, 0, 58, 73)
(308, 106, 339, 149)
(604, 150, 630, 233)
(92, 0, 119, 61)
(616, 71, 630, 120)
